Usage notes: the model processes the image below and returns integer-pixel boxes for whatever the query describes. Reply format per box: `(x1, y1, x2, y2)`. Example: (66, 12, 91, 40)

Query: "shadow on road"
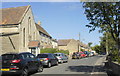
(67, 65, 106, 72)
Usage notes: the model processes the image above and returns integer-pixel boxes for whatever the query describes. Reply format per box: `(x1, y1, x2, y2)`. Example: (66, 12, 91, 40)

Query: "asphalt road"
(31, 55, 108, 76)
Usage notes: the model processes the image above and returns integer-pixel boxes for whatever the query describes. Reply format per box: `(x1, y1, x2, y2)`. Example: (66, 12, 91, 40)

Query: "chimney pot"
(38, 21, 41, 25)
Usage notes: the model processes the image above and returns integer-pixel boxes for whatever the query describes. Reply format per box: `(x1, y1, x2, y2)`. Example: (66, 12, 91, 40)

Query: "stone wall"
(67, 39, 78, 55)
(0, 34, 19, 55)
(19, 6, 38, 52)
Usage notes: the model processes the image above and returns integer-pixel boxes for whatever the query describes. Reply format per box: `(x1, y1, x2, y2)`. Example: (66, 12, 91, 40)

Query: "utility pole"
(78, 32, 80, 52)
(106, 33, 109, 55)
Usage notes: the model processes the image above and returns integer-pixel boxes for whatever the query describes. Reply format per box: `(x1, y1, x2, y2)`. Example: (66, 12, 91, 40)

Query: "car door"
(52, 54, 58, 65)
(64, 54, 68, 61)
(22, 53, 33, 70)
(48, 54, 54, 65)
(28, 53, 37, 70)
(62, 53, 66, 62)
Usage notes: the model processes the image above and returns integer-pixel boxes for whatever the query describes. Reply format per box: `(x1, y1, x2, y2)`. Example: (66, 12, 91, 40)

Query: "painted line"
(90, 56, 106, 76)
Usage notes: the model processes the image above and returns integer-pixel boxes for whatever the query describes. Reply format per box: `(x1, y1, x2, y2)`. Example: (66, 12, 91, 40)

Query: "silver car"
(37, 53, 58, 68)
(54, 53, 68, 63)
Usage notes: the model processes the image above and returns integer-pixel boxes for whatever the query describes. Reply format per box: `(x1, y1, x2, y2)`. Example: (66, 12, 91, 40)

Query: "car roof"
(54, 53, 63, 54)
(38, 53, 52, 55)
(2, 52, 31, 55)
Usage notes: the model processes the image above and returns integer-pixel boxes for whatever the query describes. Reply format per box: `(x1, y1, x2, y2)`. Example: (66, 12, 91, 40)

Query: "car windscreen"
(54, 54, 61, 56)
(2, 54, 17, 60)
(37, 54, 48, 58)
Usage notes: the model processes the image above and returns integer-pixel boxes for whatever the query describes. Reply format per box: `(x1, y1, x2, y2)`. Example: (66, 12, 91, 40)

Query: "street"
(31, 55, 108, 76)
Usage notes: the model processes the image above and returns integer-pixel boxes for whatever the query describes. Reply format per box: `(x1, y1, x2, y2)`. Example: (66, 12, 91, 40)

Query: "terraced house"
(58, 39, 90, 56)
(0, 5, 40, 55)
(35, 22, 53, 49)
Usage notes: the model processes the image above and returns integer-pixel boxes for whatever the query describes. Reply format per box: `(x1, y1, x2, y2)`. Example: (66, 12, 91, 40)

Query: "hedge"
(40, 48, 69, 55)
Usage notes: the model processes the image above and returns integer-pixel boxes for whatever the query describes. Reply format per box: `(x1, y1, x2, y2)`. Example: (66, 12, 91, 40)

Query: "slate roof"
(35, 23, 51, 37)
(0, 5, 30, 25)
(58, 39, 72, 46)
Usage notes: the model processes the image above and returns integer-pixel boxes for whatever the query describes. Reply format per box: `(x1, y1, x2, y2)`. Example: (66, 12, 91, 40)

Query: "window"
(19, 54, 24, 59)
(37, 54, 48, 58)
(23, 28, 25, 47)
(28, 17, 31, 35)
(34, 32, 35, 40)
(28, 17, 31, 41)
(2, 54, 17, 60)
(22, 54, 29, 59)
(31, 48, 36, 55)
(29, 54, 35, 58)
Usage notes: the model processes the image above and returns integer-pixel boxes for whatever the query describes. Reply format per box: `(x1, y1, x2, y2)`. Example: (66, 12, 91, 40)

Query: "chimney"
(38, 21, 41, 25)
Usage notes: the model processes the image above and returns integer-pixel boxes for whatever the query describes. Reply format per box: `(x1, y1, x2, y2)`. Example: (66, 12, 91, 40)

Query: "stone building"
(58, 39, 79, 55)
(51, 39, 58, 48)
(0, 5, 40, 55)
(58, 39, 90, 56)
(35, 23, 53, 49)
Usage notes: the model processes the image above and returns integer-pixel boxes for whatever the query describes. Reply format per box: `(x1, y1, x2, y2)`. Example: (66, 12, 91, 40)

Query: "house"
(35, 22, 53, 49)
(58, 39, 79, 55)
(52, 39, 58, 48)
(77, 40, 90, 51)
(0, 5, 40, 56)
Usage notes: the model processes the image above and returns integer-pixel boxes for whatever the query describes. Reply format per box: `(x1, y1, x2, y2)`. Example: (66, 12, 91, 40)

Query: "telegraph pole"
(106, 33, 109, 55)
(78, 32, 80, 52)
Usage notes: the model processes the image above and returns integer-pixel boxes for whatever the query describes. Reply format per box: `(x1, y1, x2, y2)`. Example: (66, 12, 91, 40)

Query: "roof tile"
(0, 6, 29, 25)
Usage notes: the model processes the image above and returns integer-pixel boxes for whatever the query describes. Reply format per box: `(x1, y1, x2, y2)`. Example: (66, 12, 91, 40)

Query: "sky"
(1, 2, 103, 46)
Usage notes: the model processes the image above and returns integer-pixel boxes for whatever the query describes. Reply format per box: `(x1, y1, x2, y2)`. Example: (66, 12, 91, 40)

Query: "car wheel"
(61, 60, 63, 64)
(48, 62, 51, 68)
(66, 60, 68, 63)
(56, 61, 58, 65)
(37, 65, 43, 72)
(20, 68, 28, 76)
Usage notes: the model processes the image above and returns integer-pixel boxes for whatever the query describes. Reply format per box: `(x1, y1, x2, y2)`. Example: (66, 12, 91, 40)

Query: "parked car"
(37, 53, 58, 68)
(79, 52, 87, 58)
(83, 51, 90, 57)
(0, 52, 43, 76)
(72, 52, 81, 59)
(89, 52, 94, 57)
(54, 53, 68, 63)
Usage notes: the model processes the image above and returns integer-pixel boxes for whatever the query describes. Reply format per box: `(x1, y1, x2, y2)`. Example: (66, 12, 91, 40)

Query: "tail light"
(44, 58, 49, 61)
(10, 59, 21, 63)
(10, 68, 17, 70)
(10, 66, 19, 70)
(59, 57, 62, 58)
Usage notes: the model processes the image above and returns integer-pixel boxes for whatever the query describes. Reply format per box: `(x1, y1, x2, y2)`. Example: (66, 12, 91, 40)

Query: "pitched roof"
(77, 40, 89, 48)
(0, 5, 30, 25)
(35, 23, 51, 37)
(28, 41, 40, 48)
(58, 39, 72, 46)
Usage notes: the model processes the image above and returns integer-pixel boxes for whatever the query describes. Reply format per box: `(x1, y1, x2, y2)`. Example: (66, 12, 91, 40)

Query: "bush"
(110, 49, 120, 63)
(40, 48, 69, 55)
(40, 48, 57, 54)
(56, 50, 69, 55)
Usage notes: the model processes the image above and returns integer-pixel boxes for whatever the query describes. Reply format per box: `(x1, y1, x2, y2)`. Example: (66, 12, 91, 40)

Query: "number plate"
(40, 59, 43, 61)
(1, 69, 10, 71)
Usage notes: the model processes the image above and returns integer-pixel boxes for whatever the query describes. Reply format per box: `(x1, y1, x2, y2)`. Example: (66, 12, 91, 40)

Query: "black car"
(72, 52, 80, 59)
(0, 52, 43, 76)
(37, 53, 58, 68)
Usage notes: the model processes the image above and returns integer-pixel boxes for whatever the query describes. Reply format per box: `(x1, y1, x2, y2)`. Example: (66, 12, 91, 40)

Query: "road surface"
(31, 55, 108, 76)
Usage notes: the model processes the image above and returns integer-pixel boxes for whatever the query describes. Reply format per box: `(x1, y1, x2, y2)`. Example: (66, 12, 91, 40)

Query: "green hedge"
(40, 48, 69, 55)
(56, 50, 69, 55)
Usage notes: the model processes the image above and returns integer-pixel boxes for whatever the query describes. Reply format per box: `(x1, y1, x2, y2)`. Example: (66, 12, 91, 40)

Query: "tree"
(83, 2, 120, 55)
(88, 42, 92, 47)
(91, 45, 101, 54)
